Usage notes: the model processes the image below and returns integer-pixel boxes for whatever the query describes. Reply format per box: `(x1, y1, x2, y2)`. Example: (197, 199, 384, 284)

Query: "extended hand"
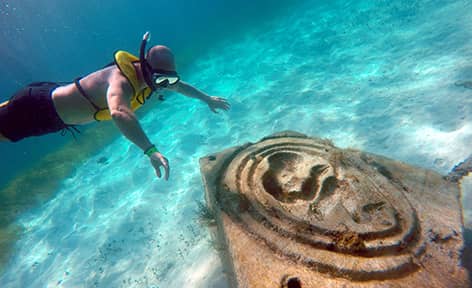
(207, 96, 230, 113)
(149, 152, 170, 180)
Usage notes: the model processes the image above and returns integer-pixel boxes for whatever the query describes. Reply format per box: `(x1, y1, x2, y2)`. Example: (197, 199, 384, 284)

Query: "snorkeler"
(0, 32, 230, 180)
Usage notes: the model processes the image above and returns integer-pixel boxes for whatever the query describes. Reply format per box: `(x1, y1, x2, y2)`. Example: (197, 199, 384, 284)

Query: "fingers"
(159, 157, 170, 180)
(218, 104, 230, 112)
(151, 155, 170, 180)
(210, 97, 231, 112)
(218, 98, 231, 111)
(164, 162, 170, 180)
(157, 157, 170, 180)
(221, 102, 230, 110)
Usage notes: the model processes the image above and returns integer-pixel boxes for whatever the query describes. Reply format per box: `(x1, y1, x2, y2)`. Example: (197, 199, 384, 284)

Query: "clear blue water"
(1, 0, 471, 287)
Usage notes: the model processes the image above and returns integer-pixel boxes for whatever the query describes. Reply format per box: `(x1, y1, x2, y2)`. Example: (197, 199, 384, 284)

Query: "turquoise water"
(1, 0, 471, 287)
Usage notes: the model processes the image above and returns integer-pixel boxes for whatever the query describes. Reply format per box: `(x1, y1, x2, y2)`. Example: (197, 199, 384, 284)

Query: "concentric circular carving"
(217, 135, 424, 280)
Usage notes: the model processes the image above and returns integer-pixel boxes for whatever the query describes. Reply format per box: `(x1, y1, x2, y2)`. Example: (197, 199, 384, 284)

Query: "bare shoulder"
(108, 67, 134, 98)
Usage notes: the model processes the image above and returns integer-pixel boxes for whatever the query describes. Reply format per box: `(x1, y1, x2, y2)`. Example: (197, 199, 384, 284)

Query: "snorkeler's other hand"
(207, 96, 230, 113)
(149, 152, 170, 180)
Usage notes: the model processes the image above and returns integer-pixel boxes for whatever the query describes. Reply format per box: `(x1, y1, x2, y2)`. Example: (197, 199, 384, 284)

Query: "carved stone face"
(209, 133, 466, 286)
(259, 151, 399, 235)
(204, 132, 468, 288)
(222, 137, 417, 253)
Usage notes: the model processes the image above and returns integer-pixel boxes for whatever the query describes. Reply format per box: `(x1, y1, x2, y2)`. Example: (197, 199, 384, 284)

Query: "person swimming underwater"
(0, 32, 230, 180)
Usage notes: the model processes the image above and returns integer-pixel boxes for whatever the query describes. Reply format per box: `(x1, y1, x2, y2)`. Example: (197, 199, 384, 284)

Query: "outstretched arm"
(167, 81, 230, 113)
(107, 76, 169, 180)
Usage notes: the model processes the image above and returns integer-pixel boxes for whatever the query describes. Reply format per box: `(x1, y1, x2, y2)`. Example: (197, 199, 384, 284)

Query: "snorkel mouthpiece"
(140, 31, 156, 91)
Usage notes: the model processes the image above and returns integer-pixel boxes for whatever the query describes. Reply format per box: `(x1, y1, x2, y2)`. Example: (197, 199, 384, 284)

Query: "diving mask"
(140, 32, 180, 90)
(151, 69, 180, 88)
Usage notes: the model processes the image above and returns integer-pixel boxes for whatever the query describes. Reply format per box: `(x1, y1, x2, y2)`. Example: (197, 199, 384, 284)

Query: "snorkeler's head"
(146, 45, 176, 72)
(139, 32, 180, 90)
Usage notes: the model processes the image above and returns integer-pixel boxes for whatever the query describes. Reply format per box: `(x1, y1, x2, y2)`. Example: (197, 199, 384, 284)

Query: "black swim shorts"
(0, 82, 68, 142)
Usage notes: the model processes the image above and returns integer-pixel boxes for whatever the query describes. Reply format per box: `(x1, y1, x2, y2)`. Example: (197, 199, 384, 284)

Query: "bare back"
(51, 65, 129, 125)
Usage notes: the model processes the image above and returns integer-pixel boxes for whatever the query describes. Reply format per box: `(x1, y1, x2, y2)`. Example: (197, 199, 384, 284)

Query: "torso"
(51, 65, 134, 125)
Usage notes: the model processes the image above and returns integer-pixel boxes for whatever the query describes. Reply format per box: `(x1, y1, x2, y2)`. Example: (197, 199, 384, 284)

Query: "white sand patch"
(411, 123, 472, 171)
(173, 252, 225, 288)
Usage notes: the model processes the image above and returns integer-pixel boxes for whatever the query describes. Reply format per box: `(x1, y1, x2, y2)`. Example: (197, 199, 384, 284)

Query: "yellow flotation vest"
(94, 50, 153, 121)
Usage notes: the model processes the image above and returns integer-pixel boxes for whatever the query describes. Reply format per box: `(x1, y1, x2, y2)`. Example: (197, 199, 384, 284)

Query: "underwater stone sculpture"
(199, 131, 470, 288)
